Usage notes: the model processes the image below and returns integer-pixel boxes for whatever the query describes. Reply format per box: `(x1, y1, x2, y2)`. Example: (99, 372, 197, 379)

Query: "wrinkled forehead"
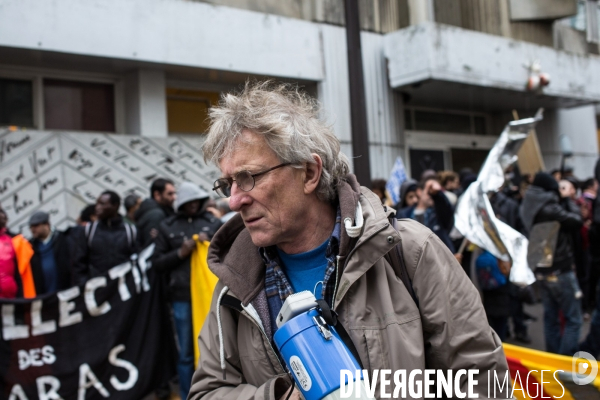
(218, 131, 279, 173)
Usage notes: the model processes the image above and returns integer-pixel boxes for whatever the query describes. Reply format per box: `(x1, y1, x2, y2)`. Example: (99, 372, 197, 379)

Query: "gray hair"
(202, 81, 350, 202)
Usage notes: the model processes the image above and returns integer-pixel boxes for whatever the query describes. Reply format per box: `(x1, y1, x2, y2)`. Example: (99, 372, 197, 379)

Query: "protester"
(395, 178, 418, 210)
(0, 208, 24, 298)
(0, 208, 37, 298)
(591, 159, 600, 318)
(437, 170, 459, 206)
(489, 184, 531, 343)
(28, 211, 72, 295)
(76, 204, 96, 226)
(216, 198, 237, 223)
(580, 279, 600, 358)
(520, 172, 583, 355)
(151, 182, 222, 400)
(72, 191, 138, 285)
(397, 177, 456, 252)
(578, 177, 598, 313)
(476, 250, 511, 341)
(123, 194, 141, 225)
(370, 178, 388, 204)
(188, 81, 508, 399)
(135, 178, 176, 247)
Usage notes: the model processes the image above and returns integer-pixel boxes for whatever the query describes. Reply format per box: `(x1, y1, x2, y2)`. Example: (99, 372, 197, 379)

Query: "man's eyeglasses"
(212, 163, 292, 198)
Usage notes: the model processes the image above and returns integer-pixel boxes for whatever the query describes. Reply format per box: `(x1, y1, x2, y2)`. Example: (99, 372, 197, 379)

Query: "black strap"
(316, 299, 363, 368)
(384, 217, 418, 306)
(221, 294, 243, 312)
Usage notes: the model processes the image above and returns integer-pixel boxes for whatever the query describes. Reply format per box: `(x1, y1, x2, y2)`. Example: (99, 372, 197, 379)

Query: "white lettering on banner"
(109, 344, 139, 391)
(84, 277, 111, 317)
(135, 252, 152, 293)
(31, 300, 57, 336)
(109, 263, 133, 301)
(37, 376, 63, 400)
(131, 263, 142, 293)
(8, 384, 29, 400)
(18, 346, 56, 370)
(2, 259, 151, 341)
(78, 363, 110, 399)
(2, 304, 29, 340)
(57, 287, 82, 327)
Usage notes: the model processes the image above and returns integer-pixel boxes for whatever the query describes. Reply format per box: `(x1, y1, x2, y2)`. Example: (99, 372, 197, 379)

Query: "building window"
(166, 88, 220, 134)
(405, 107, 488, 135)
(43, 79, 115, 132)
(0, 78, 34, 127)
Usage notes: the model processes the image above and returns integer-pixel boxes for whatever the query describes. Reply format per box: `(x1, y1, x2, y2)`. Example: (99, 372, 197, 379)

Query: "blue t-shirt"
(276, 239, 329, 296)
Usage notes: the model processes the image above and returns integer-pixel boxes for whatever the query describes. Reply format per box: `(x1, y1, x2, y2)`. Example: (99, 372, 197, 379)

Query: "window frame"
(0, 66, 124, 133)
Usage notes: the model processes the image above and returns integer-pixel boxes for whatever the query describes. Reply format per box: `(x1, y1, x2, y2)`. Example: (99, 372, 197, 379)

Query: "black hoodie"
(134, 198, 175, 247)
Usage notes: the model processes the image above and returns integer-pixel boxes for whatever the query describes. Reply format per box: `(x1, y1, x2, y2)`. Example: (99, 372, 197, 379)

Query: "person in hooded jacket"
(394, 179, 418, 212)
(520, 172, 583, 355)
(151, 182, 222, 399)
(397, 177, 456, 252)
(135, 178, 177, 247)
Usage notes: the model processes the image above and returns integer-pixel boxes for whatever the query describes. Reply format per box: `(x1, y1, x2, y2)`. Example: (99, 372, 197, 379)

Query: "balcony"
(383, 22, 600, 111)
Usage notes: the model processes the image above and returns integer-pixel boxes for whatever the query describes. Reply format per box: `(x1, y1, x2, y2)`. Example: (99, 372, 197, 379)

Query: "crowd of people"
(372, 164, 600, 358)
(0, 178, 233, 400)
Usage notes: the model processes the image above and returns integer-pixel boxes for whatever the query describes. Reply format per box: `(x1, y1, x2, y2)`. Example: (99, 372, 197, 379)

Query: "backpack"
(84, 220, 137, 249)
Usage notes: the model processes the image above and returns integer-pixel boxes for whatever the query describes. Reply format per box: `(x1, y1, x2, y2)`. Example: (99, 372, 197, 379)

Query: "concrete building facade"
(1, 0, 599, 181)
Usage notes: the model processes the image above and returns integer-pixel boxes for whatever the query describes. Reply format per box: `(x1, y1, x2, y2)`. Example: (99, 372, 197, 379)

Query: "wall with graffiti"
(0, 129, 220, 234)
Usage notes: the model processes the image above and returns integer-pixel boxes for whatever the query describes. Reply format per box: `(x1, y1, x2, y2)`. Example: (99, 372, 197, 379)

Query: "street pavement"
(504, 301, 591, 352)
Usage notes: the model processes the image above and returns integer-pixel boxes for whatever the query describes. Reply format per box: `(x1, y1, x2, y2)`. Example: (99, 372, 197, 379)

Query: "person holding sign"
(151, 182, 222, 399)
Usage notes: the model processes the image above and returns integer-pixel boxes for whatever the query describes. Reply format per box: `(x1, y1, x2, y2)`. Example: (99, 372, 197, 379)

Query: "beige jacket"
(189, 176, 509, 399)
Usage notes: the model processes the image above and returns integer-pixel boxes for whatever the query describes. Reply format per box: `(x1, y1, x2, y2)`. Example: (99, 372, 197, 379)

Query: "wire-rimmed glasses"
(212, 163, 292, 198)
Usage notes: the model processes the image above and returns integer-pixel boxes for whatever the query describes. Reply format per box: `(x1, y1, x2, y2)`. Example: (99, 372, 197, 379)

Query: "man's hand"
(178, 238, 197, 258)
(197, 232, 209, 242)
(559, 180, 576, 199)
(426, 179, 442, 196)
(149, 228, 158, 239)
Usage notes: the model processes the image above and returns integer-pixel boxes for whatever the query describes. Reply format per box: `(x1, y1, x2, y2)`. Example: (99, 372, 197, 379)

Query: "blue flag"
(386, 157, 407, 206)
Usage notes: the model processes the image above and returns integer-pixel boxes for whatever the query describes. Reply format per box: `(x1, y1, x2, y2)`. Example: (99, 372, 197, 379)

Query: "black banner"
(0, 246, 176, 399)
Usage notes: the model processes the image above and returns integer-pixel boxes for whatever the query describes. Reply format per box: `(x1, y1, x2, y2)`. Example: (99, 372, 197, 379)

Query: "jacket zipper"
(333, 222, 390, 310)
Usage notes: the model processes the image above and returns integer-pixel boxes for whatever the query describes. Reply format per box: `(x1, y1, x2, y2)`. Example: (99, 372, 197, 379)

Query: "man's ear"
(304, 154, 323, 195)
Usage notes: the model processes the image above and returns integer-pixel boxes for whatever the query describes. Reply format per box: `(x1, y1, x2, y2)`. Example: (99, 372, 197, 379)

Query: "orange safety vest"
(11, 234, 36, 298)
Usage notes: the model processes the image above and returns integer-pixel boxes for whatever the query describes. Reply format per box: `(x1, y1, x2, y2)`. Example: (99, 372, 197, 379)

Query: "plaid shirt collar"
(261, 208, 341, 332)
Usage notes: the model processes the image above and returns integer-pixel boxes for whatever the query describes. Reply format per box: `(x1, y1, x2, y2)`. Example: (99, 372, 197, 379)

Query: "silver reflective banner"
(455, 115, 542, 286)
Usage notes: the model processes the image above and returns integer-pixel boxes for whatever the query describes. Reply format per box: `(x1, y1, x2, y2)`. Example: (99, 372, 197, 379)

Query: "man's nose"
(228, 183, 252, 211)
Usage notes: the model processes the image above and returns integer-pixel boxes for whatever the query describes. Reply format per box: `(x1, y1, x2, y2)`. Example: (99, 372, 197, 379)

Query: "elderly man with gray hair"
(188, 82, 508, 400)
